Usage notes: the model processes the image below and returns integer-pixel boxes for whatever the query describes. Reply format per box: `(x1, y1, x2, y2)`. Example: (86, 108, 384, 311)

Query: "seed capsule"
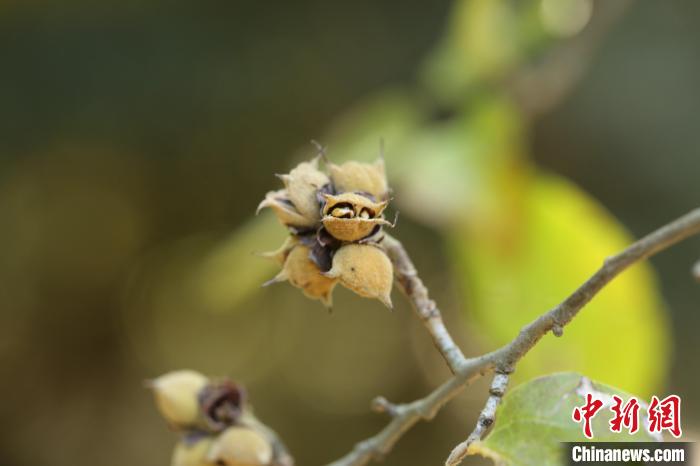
(322, 217, 391, 242)
(256, 190, 315, 229)
(265, 244, 337, 307)
(326, 244, 393, 308)
(278, 158, 329, 222)
(207, 427, 273, 466)
(328, 159, 388, 200)
(171, 437, 215, 466)
(321, 192, 388, 218)
(321, 193, 391, 242)
(149, 370, 209, 428)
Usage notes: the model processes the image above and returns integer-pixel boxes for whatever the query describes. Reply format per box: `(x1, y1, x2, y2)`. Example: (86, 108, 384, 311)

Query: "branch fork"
(326, 208, 700, 466)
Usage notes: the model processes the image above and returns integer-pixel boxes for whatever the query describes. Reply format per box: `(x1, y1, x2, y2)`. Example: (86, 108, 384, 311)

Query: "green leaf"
(392, 95, 529, 227)
(450, 173, 670, 398)
(473, 372, 660, 466)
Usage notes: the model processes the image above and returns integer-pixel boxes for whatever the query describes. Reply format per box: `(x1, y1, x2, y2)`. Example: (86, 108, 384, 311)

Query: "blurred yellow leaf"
(450, 173, 670, 397)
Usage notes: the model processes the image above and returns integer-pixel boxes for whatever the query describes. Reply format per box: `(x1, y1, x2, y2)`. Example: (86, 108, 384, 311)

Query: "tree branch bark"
(326, 208, 700, 466)
(382, 234, 467, 374)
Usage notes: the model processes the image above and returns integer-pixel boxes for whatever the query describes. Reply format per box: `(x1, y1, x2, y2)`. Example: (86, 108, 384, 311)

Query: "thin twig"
(326, 208, 700, 466)
(382, 234, 466, 374)
(445, 373, 510, 466)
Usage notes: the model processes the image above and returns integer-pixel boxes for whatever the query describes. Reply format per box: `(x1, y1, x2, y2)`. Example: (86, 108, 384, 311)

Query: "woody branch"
(327, 208, 700, 466)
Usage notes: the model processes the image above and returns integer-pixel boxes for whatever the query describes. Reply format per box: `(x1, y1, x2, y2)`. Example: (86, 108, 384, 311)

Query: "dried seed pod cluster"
(149, 370, 293, 466)
(257, 150, 395, 308)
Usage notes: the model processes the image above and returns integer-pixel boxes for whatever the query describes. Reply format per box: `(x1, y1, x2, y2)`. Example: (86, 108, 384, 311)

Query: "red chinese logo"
(572, 393, 604, 438)
(648, 395, 682, 438)
(610, 395, 640, 434)
(572, 393, 682, 438)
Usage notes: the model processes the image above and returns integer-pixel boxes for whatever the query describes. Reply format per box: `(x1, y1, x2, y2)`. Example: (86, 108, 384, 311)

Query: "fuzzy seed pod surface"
(272, 244, 337, 307)
(257, 190, 316, 229)
(280, 158, 329, 222)
(207, 427, 273, 466)
(328, 159, 388, 200)
(326, 244, 393, 308)
(258, 151, 396, 308)
(171, 437, 215, 466)
(151, 370, 209, 428)
(321, 217, 385, 242)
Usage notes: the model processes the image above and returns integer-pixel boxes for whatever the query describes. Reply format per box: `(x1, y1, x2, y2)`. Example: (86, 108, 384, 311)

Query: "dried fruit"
(258, 150, 397, 308)
(150, 370, 209, 428)
(321, 192, 391, 242)
(207, 427, 273, 466)
(321, 217, 390, 242)
(256, 190, 316, 229)
(321, 192, 388, 218)
(171, 437, 215, 466)
(328, 159, 388, 200)
(277, 157, 329, 222)
(265, 244, 337, 307)
(326, 244, 393, 308)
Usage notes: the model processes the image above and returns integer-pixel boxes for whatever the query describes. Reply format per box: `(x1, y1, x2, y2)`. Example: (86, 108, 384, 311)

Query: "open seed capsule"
(321, 192, 388, 218)
(321, 217, 390, 242)
(321, 193, 390, 242)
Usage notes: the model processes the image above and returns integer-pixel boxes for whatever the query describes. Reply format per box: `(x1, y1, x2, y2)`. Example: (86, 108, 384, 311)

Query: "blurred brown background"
(1, 1, 699, 465)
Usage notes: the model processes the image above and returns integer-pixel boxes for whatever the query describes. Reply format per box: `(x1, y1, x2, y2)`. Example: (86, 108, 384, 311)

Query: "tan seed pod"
(326, 244, 393, 308)
(322, 216, 391, 242)
(207, 427, 273, 466)
(265, 244, 337, 307)
(321, 192, 392, 242)
(149, 370, 209, 428)
(278, 158, 329, 222)
(321, 192, 388, 218)
(256, 190, 316, 229)
(328, 159, 388, 200)
(171, 437, 215, 466)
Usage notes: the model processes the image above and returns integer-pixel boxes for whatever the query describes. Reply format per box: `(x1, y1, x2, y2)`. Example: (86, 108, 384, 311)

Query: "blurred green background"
(1, 1, 699, 465)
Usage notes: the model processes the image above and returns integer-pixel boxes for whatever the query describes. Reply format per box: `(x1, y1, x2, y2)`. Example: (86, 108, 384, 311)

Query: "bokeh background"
(1, 1, 699, 465)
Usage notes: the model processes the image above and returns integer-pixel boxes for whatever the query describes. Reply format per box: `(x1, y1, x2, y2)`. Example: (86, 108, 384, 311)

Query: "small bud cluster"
(258, 150, 395, 308)
(149, 370, 292, 466)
